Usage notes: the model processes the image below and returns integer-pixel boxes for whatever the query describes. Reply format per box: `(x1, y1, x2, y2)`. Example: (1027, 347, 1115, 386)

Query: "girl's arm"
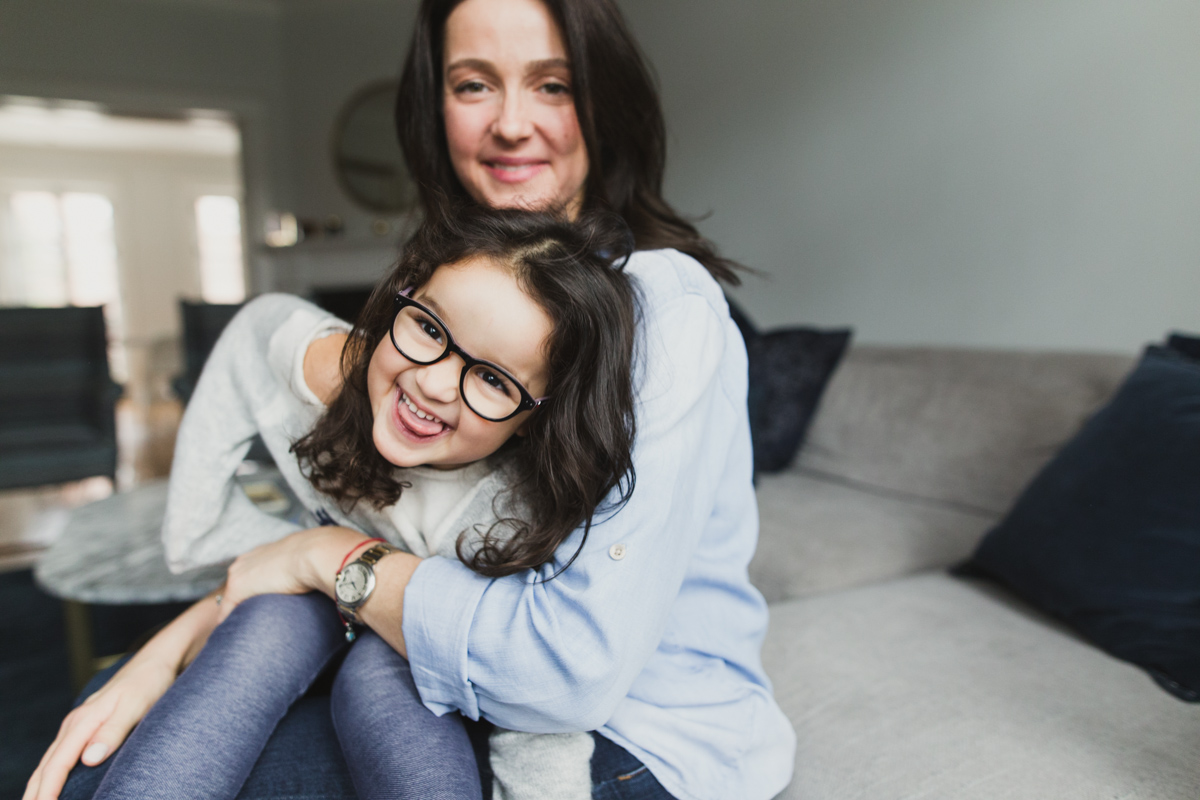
(23, 590, 221, 800)
(164, 295, 349, 573)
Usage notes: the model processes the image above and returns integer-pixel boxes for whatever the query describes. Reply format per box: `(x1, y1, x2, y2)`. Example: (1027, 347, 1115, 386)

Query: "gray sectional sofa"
(751, 345, 1200, 799)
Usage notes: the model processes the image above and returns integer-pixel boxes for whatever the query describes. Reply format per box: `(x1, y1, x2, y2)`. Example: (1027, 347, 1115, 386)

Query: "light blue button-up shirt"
(404, 249, 796, 800)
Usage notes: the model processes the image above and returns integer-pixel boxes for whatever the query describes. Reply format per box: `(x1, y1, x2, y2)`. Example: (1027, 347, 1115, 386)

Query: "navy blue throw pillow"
(1167, 331, 1200, 362)
(958, 344, 1200, 701)
(746, 329, 852, 474)
(724, 297, 852, 474)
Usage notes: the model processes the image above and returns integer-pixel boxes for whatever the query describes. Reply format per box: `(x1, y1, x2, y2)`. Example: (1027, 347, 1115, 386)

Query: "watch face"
(336, 563, 371, 604)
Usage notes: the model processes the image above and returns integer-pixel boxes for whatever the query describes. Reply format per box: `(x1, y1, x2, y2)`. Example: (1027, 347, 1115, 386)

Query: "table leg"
(62, 599, 96, 694)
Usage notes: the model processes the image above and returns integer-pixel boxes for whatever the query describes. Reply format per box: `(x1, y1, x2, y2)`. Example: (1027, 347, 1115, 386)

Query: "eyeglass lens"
(392, 304, 524, 420)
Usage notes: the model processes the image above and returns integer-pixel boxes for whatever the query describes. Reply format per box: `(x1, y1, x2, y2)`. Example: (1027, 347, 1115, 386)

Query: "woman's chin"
(476, 181, 559, 214)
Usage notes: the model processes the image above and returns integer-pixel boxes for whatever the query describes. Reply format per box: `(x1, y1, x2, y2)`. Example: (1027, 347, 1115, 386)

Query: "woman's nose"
(414, 357, 461, 405)
(492, 89, 534, 143)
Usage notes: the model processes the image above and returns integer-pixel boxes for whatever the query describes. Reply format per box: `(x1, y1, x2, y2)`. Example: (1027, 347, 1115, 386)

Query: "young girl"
(87, 206, 640, 800)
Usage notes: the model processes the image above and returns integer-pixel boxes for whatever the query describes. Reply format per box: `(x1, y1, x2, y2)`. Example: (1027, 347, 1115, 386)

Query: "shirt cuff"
(402, 554, 492, 720)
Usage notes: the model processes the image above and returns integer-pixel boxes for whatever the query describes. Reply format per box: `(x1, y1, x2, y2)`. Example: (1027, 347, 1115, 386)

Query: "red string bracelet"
(339, 537, 385, 573)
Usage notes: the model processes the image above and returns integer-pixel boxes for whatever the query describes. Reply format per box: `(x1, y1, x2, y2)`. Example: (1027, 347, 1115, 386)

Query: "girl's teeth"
(402, 393, 441, 423)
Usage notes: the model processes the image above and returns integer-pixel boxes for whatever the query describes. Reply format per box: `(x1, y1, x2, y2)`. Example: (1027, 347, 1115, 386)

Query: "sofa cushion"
(795, 346, 1134, 515)
(960, 345, 1200, 701)
(762, 573, 1200, 800)
(750, 471, 996, 602)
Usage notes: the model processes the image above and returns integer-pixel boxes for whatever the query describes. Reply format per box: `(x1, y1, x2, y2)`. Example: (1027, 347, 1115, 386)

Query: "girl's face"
(367, 256, 552, 469)
(442, 0, 589, 217)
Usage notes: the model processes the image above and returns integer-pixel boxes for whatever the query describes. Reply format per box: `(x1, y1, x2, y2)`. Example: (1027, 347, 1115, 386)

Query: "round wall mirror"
(332, 80, 414, 213)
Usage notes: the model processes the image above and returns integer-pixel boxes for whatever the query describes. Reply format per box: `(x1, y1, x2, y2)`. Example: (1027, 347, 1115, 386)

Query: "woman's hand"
(218, 526, 369, 623)
(24, 651, 176, 800)
(24, 590, 222, 800)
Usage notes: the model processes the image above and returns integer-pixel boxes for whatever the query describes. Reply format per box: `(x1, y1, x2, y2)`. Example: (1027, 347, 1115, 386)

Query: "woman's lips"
(393, 390, 449, 441)
(482, 159, 548, 184)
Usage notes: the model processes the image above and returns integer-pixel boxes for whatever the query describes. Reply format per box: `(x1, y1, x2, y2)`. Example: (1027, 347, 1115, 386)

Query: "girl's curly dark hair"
(292, 204, 639, 578)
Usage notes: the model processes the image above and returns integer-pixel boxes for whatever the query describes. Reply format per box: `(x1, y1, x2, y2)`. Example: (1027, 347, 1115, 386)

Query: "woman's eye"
(454, 80, 488, 95)
(540, 81, 572, 97)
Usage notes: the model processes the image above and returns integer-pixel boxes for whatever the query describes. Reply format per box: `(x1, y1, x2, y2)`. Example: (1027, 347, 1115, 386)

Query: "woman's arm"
(399, 255, 745, 732)
(23, 590, 222, 800)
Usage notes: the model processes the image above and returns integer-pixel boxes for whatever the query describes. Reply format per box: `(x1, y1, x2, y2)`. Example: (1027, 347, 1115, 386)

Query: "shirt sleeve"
(403, 277, 740, 732)
(162, 295, 341, 573)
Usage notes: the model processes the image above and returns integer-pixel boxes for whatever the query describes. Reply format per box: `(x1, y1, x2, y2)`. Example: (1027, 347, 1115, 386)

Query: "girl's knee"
(332, 633, 421, 715)
(207, 593, 341, 670)
(335, 632, 410, 684)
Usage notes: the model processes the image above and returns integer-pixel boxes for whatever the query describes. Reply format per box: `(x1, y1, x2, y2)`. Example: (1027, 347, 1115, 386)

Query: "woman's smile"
(482, 156, 550, 184)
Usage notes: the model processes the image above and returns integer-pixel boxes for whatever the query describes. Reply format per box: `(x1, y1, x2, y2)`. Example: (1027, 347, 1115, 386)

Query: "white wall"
(620, 0, 1200, 352)
(265, 0, 421, 296)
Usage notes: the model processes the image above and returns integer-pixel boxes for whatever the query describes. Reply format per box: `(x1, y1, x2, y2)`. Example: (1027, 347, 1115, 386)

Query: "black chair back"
(0, 306, 121, 489)
(172, 300, 243, 404)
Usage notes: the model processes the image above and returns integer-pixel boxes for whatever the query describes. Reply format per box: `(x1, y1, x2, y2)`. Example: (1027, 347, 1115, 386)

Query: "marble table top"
(35, 468, 307, 605)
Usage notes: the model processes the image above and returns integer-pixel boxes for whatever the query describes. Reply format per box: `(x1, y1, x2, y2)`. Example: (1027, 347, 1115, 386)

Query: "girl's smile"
(393, 390, 452, 441)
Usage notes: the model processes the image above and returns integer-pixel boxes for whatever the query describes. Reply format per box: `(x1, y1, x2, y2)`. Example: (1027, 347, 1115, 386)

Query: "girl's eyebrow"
(418, 293, 535, 386)
(418, 294, 448, 319)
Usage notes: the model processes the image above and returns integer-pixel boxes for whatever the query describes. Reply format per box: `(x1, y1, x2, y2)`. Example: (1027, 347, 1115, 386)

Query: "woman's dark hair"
(292, 204, 639, 578)
(396, 0, 742, 285)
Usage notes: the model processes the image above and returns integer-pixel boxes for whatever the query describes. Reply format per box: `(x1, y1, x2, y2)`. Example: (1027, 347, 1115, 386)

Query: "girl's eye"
(478, 368, 514, 398)
(416, 317, 444, 344)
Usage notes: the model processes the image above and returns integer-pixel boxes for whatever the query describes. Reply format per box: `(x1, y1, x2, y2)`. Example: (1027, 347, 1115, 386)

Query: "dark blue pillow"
(958, 341, 1200, 701)
(1167, 332, 1200, 361)
(726, 297, 852, 474)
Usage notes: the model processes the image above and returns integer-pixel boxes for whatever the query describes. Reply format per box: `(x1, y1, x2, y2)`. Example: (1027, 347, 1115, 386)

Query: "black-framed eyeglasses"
(390, 292, 547, 423)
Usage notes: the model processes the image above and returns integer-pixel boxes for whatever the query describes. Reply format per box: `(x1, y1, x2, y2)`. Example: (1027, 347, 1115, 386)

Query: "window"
(194, 194, 245, 304)
(1, 189, 127, 379)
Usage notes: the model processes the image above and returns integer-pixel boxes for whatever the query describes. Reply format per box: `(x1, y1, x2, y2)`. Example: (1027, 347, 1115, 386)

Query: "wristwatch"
(334, 542, 399, 632)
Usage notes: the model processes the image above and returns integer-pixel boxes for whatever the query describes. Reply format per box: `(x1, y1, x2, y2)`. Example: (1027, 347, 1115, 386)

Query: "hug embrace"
(25, 1, 796, 799)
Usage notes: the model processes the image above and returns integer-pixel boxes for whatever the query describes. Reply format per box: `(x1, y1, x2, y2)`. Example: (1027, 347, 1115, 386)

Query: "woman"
(26, 1, 795, 798)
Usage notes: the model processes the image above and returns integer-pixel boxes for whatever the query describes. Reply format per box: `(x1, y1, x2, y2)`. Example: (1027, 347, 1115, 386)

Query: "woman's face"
(367, 256, 552, 469)
(442, 0, 589, 216)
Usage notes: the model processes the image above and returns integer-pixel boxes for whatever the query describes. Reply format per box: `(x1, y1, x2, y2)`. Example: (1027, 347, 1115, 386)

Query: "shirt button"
(609, 543, 627, 561)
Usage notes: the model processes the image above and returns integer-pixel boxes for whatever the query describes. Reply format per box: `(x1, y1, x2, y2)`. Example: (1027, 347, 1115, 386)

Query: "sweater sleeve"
(163, 294, 343, 573)
(403, 252, 742, 732)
